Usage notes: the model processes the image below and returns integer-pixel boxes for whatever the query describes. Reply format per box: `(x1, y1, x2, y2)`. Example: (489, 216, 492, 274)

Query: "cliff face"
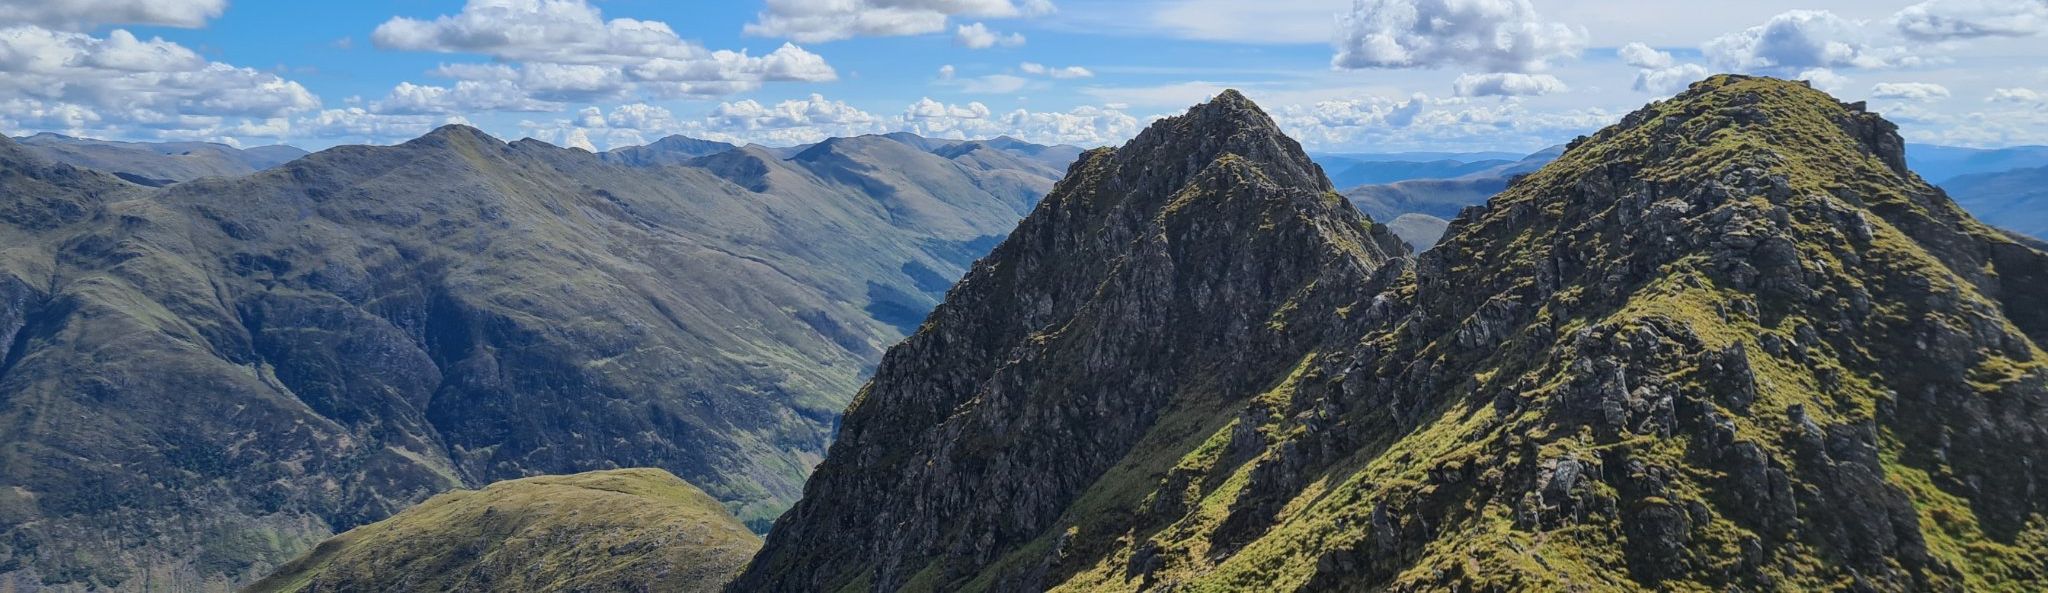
(739, 77, 2048, 592)
(733, 90, 1408, 592)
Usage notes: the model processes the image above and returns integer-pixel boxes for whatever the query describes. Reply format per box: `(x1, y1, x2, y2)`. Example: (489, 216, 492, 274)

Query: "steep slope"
(242, 469, 757, 593)
(733, 90, 1408, 592)
(0, 126, 1059, 591)
(15, 133, 307, 185)
(1940, 164, 2048, 239)
(740, 76, 2048, 592)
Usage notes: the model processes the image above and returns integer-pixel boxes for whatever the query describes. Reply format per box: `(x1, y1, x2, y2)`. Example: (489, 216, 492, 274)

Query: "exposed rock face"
(738, 77, 2048, 592)
(733, 90, 1408, 592)
(0, 129, 1067, 591)
(242, 469, 759, 593)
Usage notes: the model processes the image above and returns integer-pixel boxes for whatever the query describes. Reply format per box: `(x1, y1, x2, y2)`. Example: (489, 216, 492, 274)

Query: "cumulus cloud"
(746, 0, 1055, 43)
(1333, 0, 1587, 73)
(1452, 73, 1567, 97)
(1989, 87, 2045, 103)
(294, 109, 470, 144)
(367, 0, 835, 117)
(1705, 10, 1910, 72)
(937, 64, 957, 80)
(1892, 0, 2048, 41)
(1798, 68, 1852, 93)
(1870, 82, 1952, 101)
(0, 25, 320, 143)
(955, 22, 1026, 48)
(1617, 43, 1672, 69)
(1020, 62, 1092, 79)
(0, 0, 226, 31)
(1273, 92, 1614, 152)
(1617, 43, 1709, 95)
(561, 94, 1141, 149)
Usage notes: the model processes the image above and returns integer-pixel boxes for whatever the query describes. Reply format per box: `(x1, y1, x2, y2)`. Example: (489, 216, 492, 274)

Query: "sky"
(1, 0, 2045, 153)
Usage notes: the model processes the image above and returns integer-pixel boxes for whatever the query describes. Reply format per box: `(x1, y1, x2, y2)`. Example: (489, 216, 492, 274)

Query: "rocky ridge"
(736, 77, 2048, 591)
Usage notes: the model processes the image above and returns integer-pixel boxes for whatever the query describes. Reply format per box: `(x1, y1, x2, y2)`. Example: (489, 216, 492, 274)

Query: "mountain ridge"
(0, 120, 1068, 592)
(736, 75, 2048, 592)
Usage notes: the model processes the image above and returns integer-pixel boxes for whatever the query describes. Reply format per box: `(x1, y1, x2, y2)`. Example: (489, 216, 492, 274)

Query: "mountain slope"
(14, 133, 307, 186)
(1940, 164, 2048, 239)
(600, 135, 741, 166)
(0, 126, 1060, 591)
(738, 76, 2048, 592)
(243, 469, 757, 593)
(733, 90, 1409, 592)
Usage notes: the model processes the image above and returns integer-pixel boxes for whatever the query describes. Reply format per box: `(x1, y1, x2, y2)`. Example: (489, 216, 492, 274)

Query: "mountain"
(1341, 146, 1562, 224)
(1904, 143, 2048, 183)
(244, 469, 757, 593)
(1384, 212, 1450, 251)
(736, 76, 2048, 592)
(1939, 164, 2048, 239)
(1324, 158, 1514, 188)
(0, 126, 1064, 591)
(13, 133, 307, 186)
(600, 135, 741, 166)
(733, 89, 1410, 592)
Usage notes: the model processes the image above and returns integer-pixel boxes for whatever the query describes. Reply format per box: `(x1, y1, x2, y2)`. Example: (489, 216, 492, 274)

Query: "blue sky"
(3, 0, 2045, 152)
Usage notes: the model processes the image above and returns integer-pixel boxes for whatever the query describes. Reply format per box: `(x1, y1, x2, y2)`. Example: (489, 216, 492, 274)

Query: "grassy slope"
(243, 469, 759, 593)
(943, 76, 2048, 592)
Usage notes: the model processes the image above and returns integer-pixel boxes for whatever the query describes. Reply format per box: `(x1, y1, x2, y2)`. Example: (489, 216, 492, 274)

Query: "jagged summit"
(737, 76, 2048, 592)
(1105, 89, 1332, 197)
(735, 89, 1406, 593)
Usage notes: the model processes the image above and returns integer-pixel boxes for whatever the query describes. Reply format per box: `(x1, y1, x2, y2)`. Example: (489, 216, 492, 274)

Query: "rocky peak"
(736, 75, 2048, 592)
(407, 124, 503, 151)
(734, 91, 1405, 593)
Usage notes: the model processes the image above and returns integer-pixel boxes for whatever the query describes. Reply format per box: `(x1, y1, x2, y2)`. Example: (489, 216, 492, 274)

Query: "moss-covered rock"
(740, 76, 2048, 592)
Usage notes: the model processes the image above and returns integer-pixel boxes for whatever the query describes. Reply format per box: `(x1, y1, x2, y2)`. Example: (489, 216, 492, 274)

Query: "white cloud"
(1273, 92, 1615, 152)
(1892, 0, 2048, 41)
(955, 22, 1026, 48)
(1798, 68, 1852, 93)
(1871, 82, 1953, 101)
(1704, 10, 1909, 72)
(746, 0, 1055, 43)
(0, 25, 320, 143)
(1020, 62, 1093, 79)
(1989, 87, 2045, 103)
(366, 0, 835, 119)
(1618, 43, 1709, 95)
(1452, 72, 1567, 97)
(937, 64, 957, 80)
(0, 0, 226, 31)
(1333, 0, 1587, 73)
(1617, 43, 1673, 69)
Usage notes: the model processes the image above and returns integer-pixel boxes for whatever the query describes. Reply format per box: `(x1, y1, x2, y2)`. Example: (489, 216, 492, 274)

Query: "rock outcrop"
(738, 77, 2048, 592)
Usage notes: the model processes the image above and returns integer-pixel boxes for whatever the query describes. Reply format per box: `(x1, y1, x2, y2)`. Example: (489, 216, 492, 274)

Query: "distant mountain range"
(1316, 142, 2048, 246)
(15, 133, 308, 186)
(0, 127, 1074, 591)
